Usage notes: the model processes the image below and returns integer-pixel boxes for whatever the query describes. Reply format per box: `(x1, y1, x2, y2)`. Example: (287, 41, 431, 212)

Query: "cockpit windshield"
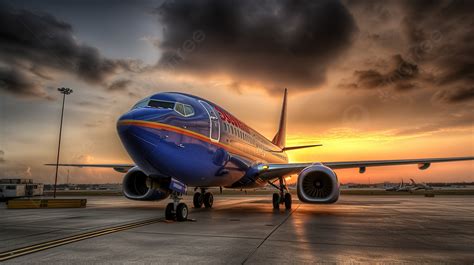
(148, 100, 175, 109)
(131, 98, 195, 117)
(131, 98, 149, 109)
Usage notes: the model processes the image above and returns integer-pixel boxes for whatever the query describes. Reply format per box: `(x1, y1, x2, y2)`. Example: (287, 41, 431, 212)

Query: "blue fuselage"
(117, 92, 287, 188)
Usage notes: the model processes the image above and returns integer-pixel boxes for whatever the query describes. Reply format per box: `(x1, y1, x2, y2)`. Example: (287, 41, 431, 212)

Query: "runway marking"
(129, 230, 264, 241)
(241, 203, 301, 264)
(0, 218, 163, 262)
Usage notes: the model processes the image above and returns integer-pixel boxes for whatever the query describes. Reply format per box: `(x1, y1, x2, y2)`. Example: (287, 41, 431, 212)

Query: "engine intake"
(122, 167, 170, 201)
(297, 164, 340, 203)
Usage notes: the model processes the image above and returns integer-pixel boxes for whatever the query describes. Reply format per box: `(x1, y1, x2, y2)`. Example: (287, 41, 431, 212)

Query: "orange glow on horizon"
(286, 128, 473, 183)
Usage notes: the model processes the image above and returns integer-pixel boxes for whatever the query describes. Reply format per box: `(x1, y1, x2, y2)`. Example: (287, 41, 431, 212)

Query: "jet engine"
(122, 167, 170, 201)
(297, 164, 340, 203)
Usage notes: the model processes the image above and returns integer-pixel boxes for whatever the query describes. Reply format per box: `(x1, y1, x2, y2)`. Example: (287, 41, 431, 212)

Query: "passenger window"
(174, 103, 186, 116)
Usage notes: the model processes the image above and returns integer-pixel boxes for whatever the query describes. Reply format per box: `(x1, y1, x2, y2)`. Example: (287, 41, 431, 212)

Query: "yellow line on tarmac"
(0, 218, 163, 262)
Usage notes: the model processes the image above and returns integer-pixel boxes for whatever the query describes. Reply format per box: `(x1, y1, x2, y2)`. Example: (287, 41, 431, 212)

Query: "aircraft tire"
(165, 203, 175, 220)
(176, 203, 188, 221)
(204, 192, 213, 208)
(284, 193, 292, 210)
(272, 193, 280, 209)
(193, 192, 203, 208)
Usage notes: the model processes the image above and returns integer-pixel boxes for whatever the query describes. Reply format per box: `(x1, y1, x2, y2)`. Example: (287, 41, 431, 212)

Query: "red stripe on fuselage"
(213, 105, 251, 133)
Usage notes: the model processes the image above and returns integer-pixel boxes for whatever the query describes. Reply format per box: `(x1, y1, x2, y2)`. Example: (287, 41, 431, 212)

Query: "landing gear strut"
(269, 177, 292, 210)
(193, 188, 213, 209)
(165, 191, 188, 221)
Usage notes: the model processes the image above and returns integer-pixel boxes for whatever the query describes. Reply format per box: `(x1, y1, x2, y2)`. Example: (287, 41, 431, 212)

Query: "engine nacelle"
(122, 167, 170, 201)
(297, 164, 340, 204)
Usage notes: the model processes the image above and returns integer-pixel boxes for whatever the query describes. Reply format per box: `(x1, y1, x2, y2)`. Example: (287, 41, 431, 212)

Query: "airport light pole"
(53, 87, 73, 198)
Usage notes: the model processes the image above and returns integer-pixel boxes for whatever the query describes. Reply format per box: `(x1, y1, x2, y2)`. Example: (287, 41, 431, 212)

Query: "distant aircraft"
(385, 180, 403, 191)
(384, 178, 432, 192)
(395, 179, 413, 192)
(47, 89, 474, 221)
(409, 178, 433, 190)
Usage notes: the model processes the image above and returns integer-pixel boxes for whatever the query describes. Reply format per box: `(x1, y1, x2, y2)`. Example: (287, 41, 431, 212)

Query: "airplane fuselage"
(117, 92, 287, 188)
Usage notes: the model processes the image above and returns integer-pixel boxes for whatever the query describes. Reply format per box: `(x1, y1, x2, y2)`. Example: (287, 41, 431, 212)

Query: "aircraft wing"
(257, 156, 474, 180)
(45, 156, 473, 177)
(44, 163, 135, 173)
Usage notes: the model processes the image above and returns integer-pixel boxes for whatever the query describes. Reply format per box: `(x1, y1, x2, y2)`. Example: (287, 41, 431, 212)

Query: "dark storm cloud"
(435, 86, 474, 103)
(393, 109, 474, 136)
(401, 0, 474, 87)
(155, 0, 357, 93)
(107, 79, 132, 92)
(342, 55, 419, 90)
(341, 0, 474, 103)
(0, 67, 52, 99)
(0, 4, 141, 98)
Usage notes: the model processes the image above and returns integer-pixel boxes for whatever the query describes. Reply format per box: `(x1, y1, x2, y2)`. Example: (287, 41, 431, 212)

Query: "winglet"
(272, 88, 287, 149)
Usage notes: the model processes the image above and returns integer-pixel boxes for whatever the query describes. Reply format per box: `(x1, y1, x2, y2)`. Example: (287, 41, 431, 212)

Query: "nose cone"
(116, 111, 136, 146)
(116, 109, 162, 173)
(117, 110, 136, 122)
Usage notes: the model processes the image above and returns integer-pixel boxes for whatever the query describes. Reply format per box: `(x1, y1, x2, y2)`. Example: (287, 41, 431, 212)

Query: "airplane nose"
(118, 111, 135, 122)
(117, 131, 156, 174)
(117, 110, 155, 155)
(116, 108, 167, 174)
(116, 111, 135, 139)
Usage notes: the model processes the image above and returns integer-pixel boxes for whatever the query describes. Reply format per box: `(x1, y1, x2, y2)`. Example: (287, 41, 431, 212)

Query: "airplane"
(384, 178, 433, 192)
(47, 89, 474, 221)
(410, 178, 433, 191)
(384, 181, 403, 192)
(395, 179, 413, 192)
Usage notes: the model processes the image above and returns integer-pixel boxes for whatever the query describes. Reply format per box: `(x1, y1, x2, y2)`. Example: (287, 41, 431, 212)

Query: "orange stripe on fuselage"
(118, 120, 210, 142)
(117, 119, 265, 162)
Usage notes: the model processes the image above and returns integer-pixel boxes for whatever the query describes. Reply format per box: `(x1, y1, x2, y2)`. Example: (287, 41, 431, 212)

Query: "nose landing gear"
(165, 191, 188, 221)
(269, 177, 292, 210)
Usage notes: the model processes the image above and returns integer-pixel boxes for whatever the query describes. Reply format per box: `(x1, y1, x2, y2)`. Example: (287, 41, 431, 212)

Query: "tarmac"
(1, 195, 473, 264)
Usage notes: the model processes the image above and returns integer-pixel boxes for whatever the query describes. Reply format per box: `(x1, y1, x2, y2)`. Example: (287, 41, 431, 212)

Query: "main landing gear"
(165, 191, 188, 221)
(269, 177, 292, 210)
(193, 188, 214, 208)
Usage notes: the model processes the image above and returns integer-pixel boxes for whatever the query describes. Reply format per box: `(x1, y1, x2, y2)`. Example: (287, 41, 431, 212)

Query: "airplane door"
(199, 100, 220, 142)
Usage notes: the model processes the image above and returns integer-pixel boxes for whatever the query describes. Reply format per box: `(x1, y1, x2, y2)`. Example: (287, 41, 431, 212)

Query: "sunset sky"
(0, 0, 472, 184)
